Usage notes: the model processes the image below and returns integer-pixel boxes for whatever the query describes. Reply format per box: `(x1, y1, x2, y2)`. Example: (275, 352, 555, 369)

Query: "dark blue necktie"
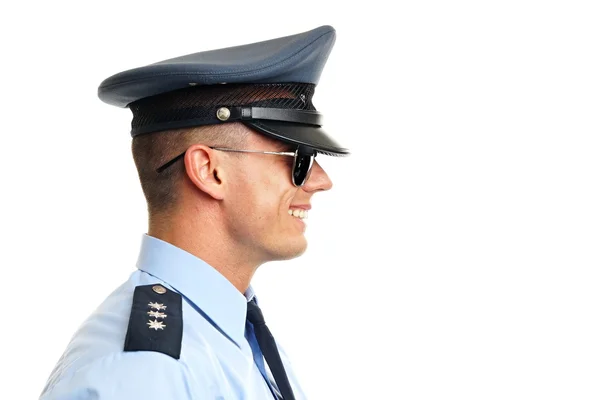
(247, 300, 296, 400)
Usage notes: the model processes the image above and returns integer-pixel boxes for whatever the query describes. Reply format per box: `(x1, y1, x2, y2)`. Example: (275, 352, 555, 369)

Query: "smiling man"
(40, 25, 349, 400)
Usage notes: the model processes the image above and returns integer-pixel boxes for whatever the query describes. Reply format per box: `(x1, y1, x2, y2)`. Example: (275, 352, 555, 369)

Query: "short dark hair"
(131, 123, 249, 216)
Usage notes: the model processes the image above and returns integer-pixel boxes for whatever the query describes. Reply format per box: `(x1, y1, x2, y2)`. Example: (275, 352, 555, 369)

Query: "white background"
(2, 0, 599, 399)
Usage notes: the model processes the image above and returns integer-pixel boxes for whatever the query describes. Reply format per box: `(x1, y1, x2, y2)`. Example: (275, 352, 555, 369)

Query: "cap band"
(129, 83, 318, 137)
(131, 107, 323, 137)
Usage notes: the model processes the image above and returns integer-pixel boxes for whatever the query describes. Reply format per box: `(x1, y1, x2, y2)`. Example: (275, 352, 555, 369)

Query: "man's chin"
(270, 240, 308, 261)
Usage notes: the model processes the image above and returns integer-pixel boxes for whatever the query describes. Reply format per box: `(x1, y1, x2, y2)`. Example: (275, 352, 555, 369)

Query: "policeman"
(40, 25, 349, 400)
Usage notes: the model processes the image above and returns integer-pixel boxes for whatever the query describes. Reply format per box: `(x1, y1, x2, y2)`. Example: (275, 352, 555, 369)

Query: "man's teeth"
(288, 209, 308, 219)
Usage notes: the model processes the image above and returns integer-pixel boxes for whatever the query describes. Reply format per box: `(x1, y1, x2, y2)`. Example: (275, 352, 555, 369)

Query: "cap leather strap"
(229, 107, 322, 126)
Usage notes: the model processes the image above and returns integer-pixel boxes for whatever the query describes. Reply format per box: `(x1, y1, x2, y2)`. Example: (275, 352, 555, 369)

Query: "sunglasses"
(156, 146, 316, 187)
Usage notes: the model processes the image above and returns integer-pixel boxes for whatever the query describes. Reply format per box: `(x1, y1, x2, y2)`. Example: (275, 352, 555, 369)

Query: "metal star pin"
(147, 310, 167, 319)
(147, 319, 166, 330)
(148, 302, 167, 310)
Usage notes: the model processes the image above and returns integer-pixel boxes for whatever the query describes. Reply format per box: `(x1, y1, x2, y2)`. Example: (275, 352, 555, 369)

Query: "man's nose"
(302, 160, 333, 192)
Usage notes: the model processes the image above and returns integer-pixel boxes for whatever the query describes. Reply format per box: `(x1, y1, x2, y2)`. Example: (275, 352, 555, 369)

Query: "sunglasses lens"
(292, 151, 315, 187)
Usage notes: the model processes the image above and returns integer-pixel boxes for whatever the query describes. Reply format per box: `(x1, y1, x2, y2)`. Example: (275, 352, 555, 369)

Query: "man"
(40, 25, 349, 400)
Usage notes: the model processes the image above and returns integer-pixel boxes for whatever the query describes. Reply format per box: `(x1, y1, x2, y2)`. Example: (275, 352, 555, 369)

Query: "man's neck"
(148, 223, 261, 294)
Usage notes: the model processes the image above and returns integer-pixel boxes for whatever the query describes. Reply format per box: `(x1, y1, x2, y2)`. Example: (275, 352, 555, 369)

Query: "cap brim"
(243, 120, 350, 156)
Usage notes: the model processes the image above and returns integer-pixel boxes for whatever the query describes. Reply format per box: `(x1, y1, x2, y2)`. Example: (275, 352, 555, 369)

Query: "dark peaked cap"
(98, 25, 349, 156)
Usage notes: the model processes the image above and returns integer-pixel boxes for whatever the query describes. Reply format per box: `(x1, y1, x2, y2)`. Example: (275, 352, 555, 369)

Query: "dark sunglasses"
(156, 146, 316, 187)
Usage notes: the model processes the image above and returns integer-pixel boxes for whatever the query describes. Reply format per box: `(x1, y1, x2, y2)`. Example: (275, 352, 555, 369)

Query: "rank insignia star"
(147, 310, 167, 319)
(147, 319, 166, 330)
(148, 302, 167, 310)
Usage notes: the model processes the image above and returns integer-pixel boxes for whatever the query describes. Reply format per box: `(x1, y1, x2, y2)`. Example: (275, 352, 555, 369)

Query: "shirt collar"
(136, 234, 253, 348)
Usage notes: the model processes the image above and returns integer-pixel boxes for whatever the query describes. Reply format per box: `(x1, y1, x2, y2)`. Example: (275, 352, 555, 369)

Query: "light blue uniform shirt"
(40, 234, 306, 399)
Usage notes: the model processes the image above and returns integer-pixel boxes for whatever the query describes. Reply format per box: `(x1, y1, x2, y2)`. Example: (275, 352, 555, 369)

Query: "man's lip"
(289, 204, 311, 210)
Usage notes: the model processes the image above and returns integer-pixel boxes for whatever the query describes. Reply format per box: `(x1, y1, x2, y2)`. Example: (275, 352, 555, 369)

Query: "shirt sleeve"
(40, 351, 210, 400)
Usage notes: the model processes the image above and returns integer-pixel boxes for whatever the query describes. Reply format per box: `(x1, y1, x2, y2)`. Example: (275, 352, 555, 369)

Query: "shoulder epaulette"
(124, 284, 183, 359)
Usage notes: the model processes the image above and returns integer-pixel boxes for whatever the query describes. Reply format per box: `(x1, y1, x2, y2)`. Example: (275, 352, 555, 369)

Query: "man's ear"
(183, 145, 226, 200)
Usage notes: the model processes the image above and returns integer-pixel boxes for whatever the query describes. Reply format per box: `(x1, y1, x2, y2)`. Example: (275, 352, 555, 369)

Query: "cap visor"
(243, 120, 350, 156)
